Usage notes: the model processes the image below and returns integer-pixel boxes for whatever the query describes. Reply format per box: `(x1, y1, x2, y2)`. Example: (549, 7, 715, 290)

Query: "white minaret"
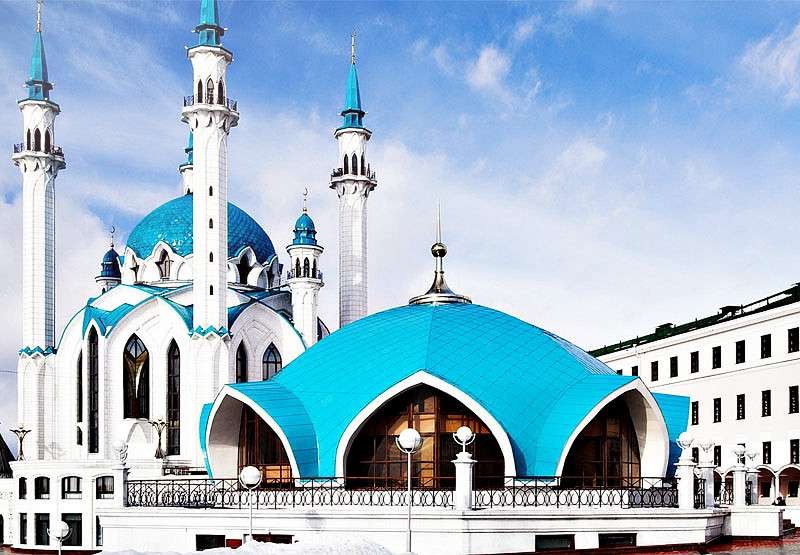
(330, 32, 377, 328)
(181, 0, 238, 335)
(179, 131, 194, 194)
(12, 0, 64, 352)
(286, 190, 324, 346)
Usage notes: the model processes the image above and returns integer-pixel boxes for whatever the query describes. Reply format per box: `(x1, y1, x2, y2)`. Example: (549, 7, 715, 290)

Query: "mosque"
(0, 1, 788, 554)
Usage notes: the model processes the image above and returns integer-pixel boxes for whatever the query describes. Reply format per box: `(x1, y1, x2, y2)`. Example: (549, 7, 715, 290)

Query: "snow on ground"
(101, 537, 395, 555)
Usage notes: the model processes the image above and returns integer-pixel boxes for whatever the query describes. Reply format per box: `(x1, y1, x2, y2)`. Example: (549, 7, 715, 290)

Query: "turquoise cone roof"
(98, 247, 121, 279)
(126, 194, 276, 263)
(196, 0, 223, 46)
(26, 31, 51, 101)
(340, 63, 364, 128)
(184, 132, 194, 166)
(217, 302, 689, 477)
(292, 212, 317, 246)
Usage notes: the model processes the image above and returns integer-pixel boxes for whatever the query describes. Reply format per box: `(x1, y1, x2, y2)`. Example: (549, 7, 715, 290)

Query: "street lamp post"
(396, 428, 422, 554)
(148, 418, 167, 459)
(239, 466, 262, 542)
(48, 520, 71, 555)
(10, 424, 31, 461)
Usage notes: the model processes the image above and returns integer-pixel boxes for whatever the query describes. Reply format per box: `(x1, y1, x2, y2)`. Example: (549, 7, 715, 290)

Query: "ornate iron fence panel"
(745, 480, 753, 506)
(718, 483, 733, 506)
(694, 477, 706, 509)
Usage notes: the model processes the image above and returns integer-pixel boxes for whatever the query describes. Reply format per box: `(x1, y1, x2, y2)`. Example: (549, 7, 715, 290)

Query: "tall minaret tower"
(287, 190, 324, 346)
(181, 0, 238, 335)
(12, 0, 65, 352)
(179, 131, 194, 194)
(330, 32, 377, 328)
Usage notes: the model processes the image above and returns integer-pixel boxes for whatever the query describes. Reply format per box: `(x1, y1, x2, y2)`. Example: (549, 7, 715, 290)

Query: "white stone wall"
(286, 244, 323, 346)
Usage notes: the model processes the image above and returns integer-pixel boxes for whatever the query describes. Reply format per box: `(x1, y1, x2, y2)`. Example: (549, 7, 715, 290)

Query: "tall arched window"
(294, 258, 301, 278)
(235, 343, 248, 383)
(206, 78, 215, 104)
(361, 156, 366, 176)
(209, 252, 214, 262)
(76, 352, 83, 424)
(88, 328, 99, 453)
(44, 130, 51, 153)
(34, 129, 41, 151)
(312, 260, 318, 279)
(262, 344, 282, 380)
(217, 80, 225, 105)
(123, 335, 149, 419)
(156, 251, 172, 280)
(238, 405, 292, 483)
(303, 258, 310, 277)
(210, 285, 214, 295)
(209, 186, 213, 196)
(166, 341, 180, 456)
(209, 218, 213, 229)
(343, 155, 349, 175)
(236, 259, 250, 284)
(197, 80, 203, 103)
(26, 129, 31, 150)
(351, 154, 358, 175)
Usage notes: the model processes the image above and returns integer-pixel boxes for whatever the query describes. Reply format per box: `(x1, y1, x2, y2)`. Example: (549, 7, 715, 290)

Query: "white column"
(732, 465, 748, 507)
(697, 459, 716, 509)
(452, 452, 475, 511)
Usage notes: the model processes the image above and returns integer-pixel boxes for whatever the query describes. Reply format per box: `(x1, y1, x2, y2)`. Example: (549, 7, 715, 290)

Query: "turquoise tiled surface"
(653, 392, 690, 477)
(222, 302, 686, 477)
(199, 403, 213, 475)
(26, 32, 49, 100)
(126, 194, 276, 263)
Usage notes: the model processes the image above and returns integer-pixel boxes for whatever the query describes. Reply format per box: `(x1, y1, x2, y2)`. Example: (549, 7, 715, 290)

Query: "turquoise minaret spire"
(196, 0, 224, 46)
(341, 31, 365, 129)
(26, 0, 52, 101)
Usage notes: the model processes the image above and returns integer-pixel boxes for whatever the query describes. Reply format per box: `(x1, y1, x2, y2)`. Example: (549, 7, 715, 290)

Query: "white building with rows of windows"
(594, 284, 800, 515)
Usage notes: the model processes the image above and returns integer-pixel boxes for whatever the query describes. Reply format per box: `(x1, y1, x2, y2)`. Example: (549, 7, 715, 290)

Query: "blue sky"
(2, 0, 800, 449)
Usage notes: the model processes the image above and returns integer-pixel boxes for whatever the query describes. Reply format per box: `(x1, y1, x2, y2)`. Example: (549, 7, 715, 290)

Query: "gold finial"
(110, 225, 116, 248)
(436, 200, 442, 244)
(36, 0, 43, 33)
(302, 187, 309, 213)
(351, 30, 356, 65)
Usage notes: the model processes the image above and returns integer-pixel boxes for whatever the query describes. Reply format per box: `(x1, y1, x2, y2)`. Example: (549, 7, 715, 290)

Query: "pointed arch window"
(236, 259, 250, 285)
(361, 156, 366, 176)
(76, 352, 83, 424)
(294, 258, 301, 278)
(351, 153, 358, 176)
(209, 252, 214, 262)
(312, 259, 318, 279)
(166, 341, 180, 456)
(343, 155, 349, 175)
(217, 80, 225, 105)
(209, 218, 213, 229)
(26, 129, 31, 150)
(156, 251, 172, 280)
(303, 258, 310, 277)
(34, 129, 41, 151)
(197, 80, 203, 104)
(44, 130, 51, 154)
(235, 343, 248, 383)
(206, 78, 215, 105)
(209, 186, 213, 196)
(262, 344, 282, 380)
(88, 328, 99, 453)
(123, 335, 150, 419)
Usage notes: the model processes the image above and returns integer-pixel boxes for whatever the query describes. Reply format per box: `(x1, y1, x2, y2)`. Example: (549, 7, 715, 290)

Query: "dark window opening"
(792, 439, 800, 465)
(217, 80, 225, 105)
(262, 343, 282, 380)
(197, 80, 203, 103)
(96, 516, 103, 547)
(34, 128, 41, 151)
(206, 78, 214, 104)
(44, 129, 51, 153)
(210, 285, 214, 295)
(763, 441, 772, 465)
(670, 356, 678, 378)
(123, 334, 150, 419)
(737, 394, 746, 420)
(88, 328, 99, 453)
(34, 477, 49, 499)
(650, 361, 658, 382)
(26, 129, 31, 150)
(61, 476, 82, 499)
(237, 259, 251, 285)
(76, 351, 83, 424)
(762, 334, 772, 359)
(19, 477, 27, 499)
(209, 218, 213, 229)
(209, 252, 213, 262)
(763, 390, 771, 417)
(208, 186, 213, 196)
(239, 405, 292, 484)
(96, 476, 114, 499)
(690, 351, 699, 373)
(791, 386, 799, 414)
(712, 346, 722, 369)
(691, 447, 699, 464)
(303, 258, 310, 277)
(351, 153, 358, 176)
(790, 327, 799, 353)
(62, 513, 82, 547)
(156, 250, 172, 280)
(631, 365, 638, 377)
(167, 340, 181, 456)
(691, 401, 699, 425)
(736, 340, 746, 364)
(19, 513, 27, 545)
(714, 445, 721, 467)
(196, 535, 225, 551)
(343, 155, 349, 174)
(535, 535, 575, 552)
(34, 513, 49, 546)
(598, 533, 636, 548)
(236, 343, 248, 383)
(713, 397, 721, 423)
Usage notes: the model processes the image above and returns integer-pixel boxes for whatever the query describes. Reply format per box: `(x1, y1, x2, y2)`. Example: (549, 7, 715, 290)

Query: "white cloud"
(570, 0, 617, 15)
(467, 45, 512, 101)
(740, 21, 800, 104)
(512, 16, 541, 43)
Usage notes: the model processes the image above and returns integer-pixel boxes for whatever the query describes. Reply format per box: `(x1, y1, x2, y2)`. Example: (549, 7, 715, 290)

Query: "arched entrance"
(779, 466, 800, 504)
(561, 399, 641, 487)
(238, 405, 293, 484)
(757, 467, 776, 504)
(345, 385, 504, 490)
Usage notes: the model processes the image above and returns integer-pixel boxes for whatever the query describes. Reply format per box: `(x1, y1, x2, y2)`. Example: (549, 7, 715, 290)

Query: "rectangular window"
(631, 365, 638, 377)
(598, 533, 636, 548)
(737, 394, 746, 420)
(19, 513, 27, 545)
(651, 361, 658, 382)
(691, 401, 699, 426)
(62, 513, 82, 547)
(615, 369, 622, 375)
(763, 390, 772, 417)
(535, 535, 575, 552)
(762, 334, 772, 359)
(791, 386, 799, 414)
(61, 476, 82, 499)
(790, 327, 800, 353)
(34, 477, 49, 499)
(713, 397, 722, 423)
(763, 441, 772, 465)
(96, 516, 103, 548)
(792, 439, 800, 465)
(736, 340, 746, 364)
(34, 513, 50, 546)
(670, 356, 678, 378)
(712, 346, 722, 369)
(95, 476, 114, 499)
(714, 445, 722, 467)
(690, 351, 699, 373)
(691, 447, 699, 464)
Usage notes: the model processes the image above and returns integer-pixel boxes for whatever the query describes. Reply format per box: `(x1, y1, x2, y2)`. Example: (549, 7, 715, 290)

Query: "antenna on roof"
(110, 225, 116, 248)
(302, 187, 309, 213)
(351, 30, 356, 65)
(36, 0, 43, 33)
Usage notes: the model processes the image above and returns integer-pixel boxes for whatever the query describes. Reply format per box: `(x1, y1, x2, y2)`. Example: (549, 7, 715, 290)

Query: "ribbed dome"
(98, 247, 121, 279)
(126, 194, 276, 263)
(292, 212, 317, 246)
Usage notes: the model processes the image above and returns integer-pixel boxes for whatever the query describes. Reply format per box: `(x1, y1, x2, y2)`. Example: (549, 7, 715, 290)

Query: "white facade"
(286, 242, 324, 347)
(597, 286, 800, 505)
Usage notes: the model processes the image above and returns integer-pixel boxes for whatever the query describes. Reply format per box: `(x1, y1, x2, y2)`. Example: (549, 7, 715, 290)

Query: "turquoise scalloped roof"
(292, 212, 318, 246)
(126, 194, 276, 263)
(217, 303, 689, 477)
(26, 31, 51, 101)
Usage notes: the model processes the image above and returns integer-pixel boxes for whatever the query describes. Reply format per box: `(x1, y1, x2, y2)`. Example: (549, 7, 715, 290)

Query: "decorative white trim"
(206, 386, 301, 478)
(333, 370, 517, 477)
(554, 379, 670, 478)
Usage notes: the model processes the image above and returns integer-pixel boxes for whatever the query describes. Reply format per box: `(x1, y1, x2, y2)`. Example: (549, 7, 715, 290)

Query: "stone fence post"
(675, 433, 697, 510)
(452, 451, 475, 511)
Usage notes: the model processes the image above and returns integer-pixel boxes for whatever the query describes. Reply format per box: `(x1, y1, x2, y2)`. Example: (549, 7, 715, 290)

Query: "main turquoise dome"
(126, 193, 276, 262)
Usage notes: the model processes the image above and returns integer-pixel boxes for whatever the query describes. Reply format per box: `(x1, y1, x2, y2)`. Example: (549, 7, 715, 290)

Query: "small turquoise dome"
(98, 247, 121, 279)
(126, 194, 276, 262)
(292, 212, 317, 246)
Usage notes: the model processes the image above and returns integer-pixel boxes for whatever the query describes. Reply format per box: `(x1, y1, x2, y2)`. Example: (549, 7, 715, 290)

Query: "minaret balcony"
(12, 142, 65, 164)
(286, 269, 323, 281)
(183, 94, 238, 112)
(330, 167, 377, 182)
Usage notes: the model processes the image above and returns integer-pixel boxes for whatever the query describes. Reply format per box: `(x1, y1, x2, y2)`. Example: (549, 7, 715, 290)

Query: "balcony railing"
(126, 475, 679, 510)
(331, 167, 377, 180)
(694, 476, 706, 509)
(286, 269, 323, 281)
(184, 95, 238, 111)
(13, 142, 63, 156)
(162, 465, 208, 477)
